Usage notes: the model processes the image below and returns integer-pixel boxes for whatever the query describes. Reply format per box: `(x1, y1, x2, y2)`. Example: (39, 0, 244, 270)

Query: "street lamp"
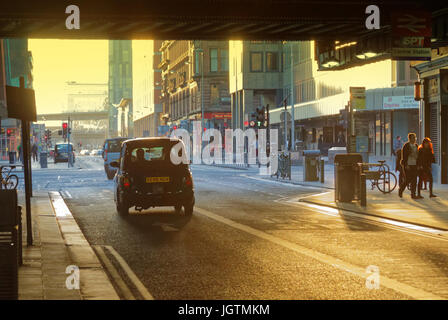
(195, 47, 205, 131)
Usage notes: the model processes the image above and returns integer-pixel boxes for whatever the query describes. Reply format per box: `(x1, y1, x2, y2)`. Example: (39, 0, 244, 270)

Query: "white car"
(90, 149, 101, 156)
(80, 149, 90, 156)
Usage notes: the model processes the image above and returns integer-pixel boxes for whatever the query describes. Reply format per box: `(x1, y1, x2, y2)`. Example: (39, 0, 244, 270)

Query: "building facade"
(0, 38, 33, 161)
(229, 41, 284, 131)
(414, 46, 448, 184)
(159, 40, 231, 134)
(132, 40, 163, 137)
(248, 41, 418, 157)
(108, 40, 133, 138)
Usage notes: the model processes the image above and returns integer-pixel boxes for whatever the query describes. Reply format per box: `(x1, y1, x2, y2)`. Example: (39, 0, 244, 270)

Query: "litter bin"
(0, 189, 20, 300)
(303, 150, 320, 181)
(334, 153, 363, 203)
(8, 152, 15, 164)
(40, 152, 48, 168)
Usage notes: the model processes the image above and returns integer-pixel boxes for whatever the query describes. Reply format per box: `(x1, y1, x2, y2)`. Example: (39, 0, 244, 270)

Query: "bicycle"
(362, 160, 397, 194)
(1, 166, 19, 189)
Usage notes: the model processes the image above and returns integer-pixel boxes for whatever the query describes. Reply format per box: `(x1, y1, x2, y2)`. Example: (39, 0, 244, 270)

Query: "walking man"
(31, 143, 38, 162)
(398, 133, 422, 199)
(393, 136, 403, 170)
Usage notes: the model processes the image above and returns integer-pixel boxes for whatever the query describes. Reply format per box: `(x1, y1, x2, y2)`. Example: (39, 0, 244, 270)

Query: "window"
(195, 51, 201, 75)
(266, 52, 278, 72)
(210, 84, 219, 105)
(220, 49, 228, 71)
(210, 48, 218, 72)
(250, 52, 263, 72)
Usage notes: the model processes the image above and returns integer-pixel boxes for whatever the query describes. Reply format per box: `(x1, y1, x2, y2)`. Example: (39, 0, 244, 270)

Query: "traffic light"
(6, 129, 12, 137)
(62, 122, 68, 139)
(256, 107, 265, 127)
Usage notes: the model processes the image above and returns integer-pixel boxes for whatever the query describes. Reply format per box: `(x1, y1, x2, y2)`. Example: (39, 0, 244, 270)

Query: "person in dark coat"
(417, 137, 437, 198)
(395, 147, 405, 190)
(398, 133, 421, 199)
(31, 143, 38, 162)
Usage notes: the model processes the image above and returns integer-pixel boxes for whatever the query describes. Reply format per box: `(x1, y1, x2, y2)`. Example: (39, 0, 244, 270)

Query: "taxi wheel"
(117, 193, 129, 216)
(174, 204, 182, 214)
(184, 204, 193, 216)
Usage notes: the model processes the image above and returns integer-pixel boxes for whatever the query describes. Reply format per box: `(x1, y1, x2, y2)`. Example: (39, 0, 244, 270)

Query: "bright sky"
(28, 39, 108, 114)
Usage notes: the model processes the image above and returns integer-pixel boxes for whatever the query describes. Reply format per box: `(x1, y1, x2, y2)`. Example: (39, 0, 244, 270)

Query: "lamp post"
(194, 46, 205, 130)
(290, 42, 295, 151)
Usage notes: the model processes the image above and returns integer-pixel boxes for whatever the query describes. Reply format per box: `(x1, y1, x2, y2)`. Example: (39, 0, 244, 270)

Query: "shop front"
(415, 54, 448, 184)
(361, 87, 419, 160)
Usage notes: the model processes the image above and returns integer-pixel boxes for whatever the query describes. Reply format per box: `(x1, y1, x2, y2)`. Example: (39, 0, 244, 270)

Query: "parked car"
(80, 149, 90, 156)
(90, 149, 101, 156)
(111, 137, 194, 216)
(102, 137, 129, 180)
(54, 143, 75, 164)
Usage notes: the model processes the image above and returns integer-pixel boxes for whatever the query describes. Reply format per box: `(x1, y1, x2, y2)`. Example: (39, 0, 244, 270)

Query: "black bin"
(303, 150, 320, 181)
(0, 189, 20, 300)
(334, 153, 362, 203)
(8, 152, 15, 164)
(40, 152, 48, 168)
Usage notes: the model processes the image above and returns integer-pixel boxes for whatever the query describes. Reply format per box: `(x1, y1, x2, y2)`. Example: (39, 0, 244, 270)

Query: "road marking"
(241, 174, 325, 190)
(49, 191, 72, 217)
(93, 246, 136, 300)
(194, 206, 444, 300)
(105, 246, 154, 300)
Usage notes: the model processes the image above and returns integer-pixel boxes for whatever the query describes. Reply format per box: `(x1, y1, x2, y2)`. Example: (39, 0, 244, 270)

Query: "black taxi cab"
(110, 137, 194, 216)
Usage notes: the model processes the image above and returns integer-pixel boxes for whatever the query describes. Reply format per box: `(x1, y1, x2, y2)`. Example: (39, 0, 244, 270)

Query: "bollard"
(360, 173, 367, 207)
(320, 159, 325, 183)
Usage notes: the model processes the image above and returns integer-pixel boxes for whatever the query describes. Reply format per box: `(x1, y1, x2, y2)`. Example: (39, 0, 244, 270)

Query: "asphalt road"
(28, 156, 448, 299)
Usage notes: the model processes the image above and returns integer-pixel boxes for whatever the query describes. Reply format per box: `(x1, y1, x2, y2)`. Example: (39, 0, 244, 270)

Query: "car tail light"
(123, 177, 130, 188)
(183, 175, 193, 188)
(104, 150, 108, 161)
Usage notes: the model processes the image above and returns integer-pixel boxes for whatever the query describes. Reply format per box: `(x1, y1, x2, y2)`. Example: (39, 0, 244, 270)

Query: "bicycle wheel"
(377, 170, 397, 193)
(5, 174, 18, 189)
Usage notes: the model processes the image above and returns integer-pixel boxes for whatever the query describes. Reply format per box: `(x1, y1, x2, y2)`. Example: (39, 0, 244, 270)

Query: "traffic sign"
(391, 12, 431, 37)
(350, 87, 366, 110)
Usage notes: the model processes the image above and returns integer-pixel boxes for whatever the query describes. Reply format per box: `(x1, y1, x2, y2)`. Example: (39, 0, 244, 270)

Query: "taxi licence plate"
(146, 177, 170, 183)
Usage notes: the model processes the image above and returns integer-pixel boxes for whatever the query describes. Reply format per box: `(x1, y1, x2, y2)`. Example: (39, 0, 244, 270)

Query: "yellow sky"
(28, 39, 108, 114)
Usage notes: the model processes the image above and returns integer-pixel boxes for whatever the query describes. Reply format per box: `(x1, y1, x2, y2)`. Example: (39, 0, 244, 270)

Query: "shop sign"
(382, 96, 419, 109)
(391, 11, 431, 61)
(356, 136, 369, 153)
(204, 112, 232, 119)
(350, 87, 366, 110)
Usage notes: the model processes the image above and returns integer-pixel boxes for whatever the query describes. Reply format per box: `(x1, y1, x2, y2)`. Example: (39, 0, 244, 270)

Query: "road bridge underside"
(0, 1, 441, 40)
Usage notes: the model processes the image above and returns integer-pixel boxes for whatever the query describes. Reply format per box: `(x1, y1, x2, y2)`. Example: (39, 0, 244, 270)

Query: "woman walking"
(417, 137, 437, 198)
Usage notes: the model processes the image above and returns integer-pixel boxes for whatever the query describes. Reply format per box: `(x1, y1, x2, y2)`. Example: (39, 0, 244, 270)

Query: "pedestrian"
(393, 135, 403, 170)
(417, 137, 437, 198)
(17, 143, 23, 164)
(398, 133, 421, 199)
(31, 143, 38, 162)
(395, 147, 405, 190)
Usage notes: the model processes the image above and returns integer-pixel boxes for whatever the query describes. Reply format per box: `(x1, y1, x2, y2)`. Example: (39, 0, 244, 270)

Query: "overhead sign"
(391, 12, 431, 37)
(383, 96, 419, 109)
(350, 87, 366, 110)
(6, 85, 37, 122)
(391, 47, 431, 61)
(391, 11, 431, 61)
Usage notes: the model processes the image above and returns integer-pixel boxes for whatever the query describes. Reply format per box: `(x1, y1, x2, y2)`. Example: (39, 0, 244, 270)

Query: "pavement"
(18, 190, 119, 300)
(255, 161, 448, 231)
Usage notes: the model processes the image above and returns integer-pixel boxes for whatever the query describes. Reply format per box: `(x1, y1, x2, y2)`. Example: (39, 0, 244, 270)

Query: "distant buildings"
(159, 40, 231, 135)
(108, 40, 133, 138)
(132, 40, 163, 137)
(66, 81, 108, 113)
